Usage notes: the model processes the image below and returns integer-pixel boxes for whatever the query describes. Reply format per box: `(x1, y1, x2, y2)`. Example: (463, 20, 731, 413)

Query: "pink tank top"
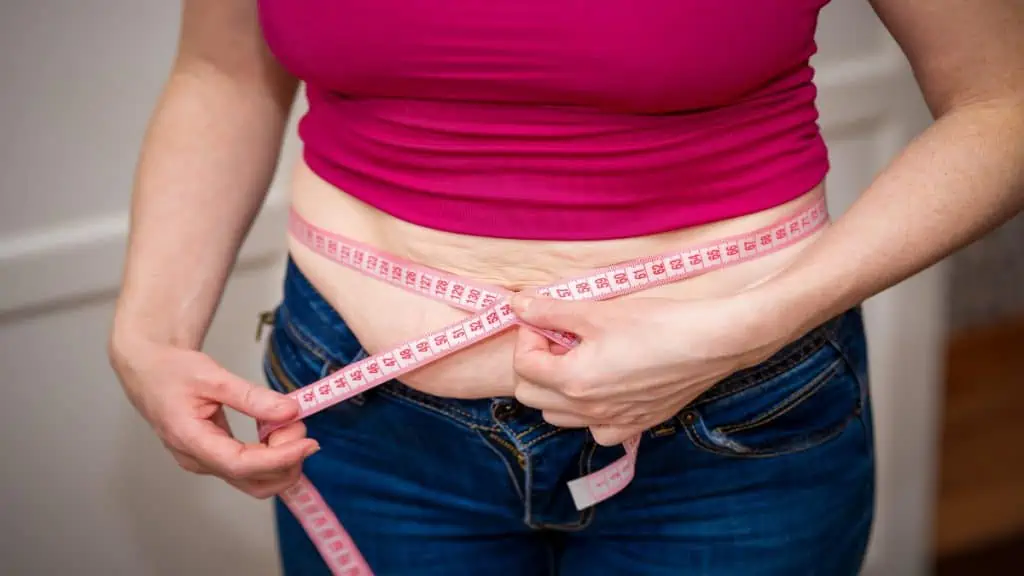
(257, 0, 832, 240)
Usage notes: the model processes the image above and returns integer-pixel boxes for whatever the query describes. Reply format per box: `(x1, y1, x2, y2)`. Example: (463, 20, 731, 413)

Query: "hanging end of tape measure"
(567, 477, 598, 511)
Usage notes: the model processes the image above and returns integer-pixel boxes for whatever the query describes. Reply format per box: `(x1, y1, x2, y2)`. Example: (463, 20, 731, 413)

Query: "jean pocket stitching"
(522, 426, 572, 448)
(320, 347, 370, 378)
(694, 327, 829, 406)
(279, 306, 336, 366)
(680, 409, 856, 459)
(828, 319, 870, 400)
(681, 356, 861, 458)
(515, 423, 547, 441)
(276, 305, 352, 366)
(279, 307, 373, 383)
(716, 356, 844, 435)
(646, 420, 679, 439)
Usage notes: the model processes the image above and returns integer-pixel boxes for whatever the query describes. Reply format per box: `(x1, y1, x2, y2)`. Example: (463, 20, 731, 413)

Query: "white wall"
(1, 3, 294, 575)
(0, 2, 945, 575)
(812, 6, 946, 574)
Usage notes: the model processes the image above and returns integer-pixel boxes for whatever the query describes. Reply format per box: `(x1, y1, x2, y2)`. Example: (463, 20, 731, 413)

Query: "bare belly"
(286, 160, 826, 399)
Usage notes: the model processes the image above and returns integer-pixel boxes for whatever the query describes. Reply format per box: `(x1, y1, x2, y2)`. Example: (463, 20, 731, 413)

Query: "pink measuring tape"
(258, 197, 830, 575)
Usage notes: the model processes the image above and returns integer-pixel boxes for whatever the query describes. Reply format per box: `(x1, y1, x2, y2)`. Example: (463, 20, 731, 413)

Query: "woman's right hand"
(109, 337, 320, 499)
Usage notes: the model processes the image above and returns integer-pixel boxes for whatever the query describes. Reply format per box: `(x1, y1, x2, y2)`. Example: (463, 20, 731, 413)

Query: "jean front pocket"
(679, 313, 866, 458)
(261, 304, 367, 398)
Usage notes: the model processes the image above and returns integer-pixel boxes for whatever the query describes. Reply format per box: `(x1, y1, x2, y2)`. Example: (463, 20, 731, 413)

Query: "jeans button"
(493, 402, 520, 422)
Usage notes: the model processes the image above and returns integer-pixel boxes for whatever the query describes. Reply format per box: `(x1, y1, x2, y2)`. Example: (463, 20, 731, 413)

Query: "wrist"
(730, 289, 801, 354)
(108, 310, 202, 375)
(662, 291, 796, 366)
(108, 321, 162, 371)
(111, 292, 207, 351)
(740, 271, 846, 346)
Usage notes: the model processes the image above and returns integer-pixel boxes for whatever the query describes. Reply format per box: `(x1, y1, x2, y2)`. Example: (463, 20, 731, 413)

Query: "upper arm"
(869, 0, 1024, 115)
(175, 0, 297, 106)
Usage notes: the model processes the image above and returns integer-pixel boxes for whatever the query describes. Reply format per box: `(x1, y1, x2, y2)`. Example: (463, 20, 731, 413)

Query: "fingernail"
(513, 295, 533, 315)
(304, 443, 320, 457)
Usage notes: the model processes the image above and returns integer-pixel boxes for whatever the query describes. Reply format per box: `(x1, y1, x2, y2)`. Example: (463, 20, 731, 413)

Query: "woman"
(109, 0, 1023, 574)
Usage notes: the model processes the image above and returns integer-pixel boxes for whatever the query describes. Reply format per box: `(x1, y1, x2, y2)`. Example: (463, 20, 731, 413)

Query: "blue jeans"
(262, 258, 875, 575)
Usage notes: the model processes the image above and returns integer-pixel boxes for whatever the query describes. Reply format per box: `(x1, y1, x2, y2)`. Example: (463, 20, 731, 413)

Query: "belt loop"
(255, 310, 275, 342)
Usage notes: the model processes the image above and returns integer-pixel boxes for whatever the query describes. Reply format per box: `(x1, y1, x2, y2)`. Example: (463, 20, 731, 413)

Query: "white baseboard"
(0, 197, 289, 316)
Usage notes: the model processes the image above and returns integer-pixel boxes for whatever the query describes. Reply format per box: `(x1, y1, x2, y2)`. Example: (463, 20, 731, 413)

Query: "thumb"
(511, 293, 596, 335)
(590, 424, 638, 447)
(202, 370, 299, 422)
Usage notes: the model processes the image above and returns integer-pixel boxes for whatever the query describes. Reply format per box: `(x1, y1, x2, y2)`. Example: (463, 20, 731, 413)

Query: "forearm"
(752, 99, 1024, 340)
(113, 65, 296, 351)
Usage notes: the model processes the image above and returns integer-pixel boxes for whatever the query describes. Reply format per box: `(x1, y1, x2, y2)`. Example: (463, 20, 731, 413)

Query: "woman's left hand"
(510, 293, 789, 446)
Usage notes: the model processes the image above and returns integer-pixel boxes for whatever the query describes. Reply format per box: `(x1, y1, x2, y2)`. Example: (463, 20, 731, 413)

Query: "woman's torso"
(287, 167, 825, 398)
(263, 0, 833, 398)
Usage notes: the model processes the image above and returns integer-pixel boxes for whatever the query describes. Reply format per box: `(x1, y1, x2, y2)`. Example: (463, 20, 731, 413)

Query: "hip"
(262, 258, 876, 574)
(262, 255, 872, 449)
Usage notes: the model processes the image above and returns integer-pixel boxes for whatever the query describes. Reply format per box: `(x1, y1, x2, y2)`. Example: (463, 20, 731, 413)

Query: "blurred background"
(0, 2, 1020, 575)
